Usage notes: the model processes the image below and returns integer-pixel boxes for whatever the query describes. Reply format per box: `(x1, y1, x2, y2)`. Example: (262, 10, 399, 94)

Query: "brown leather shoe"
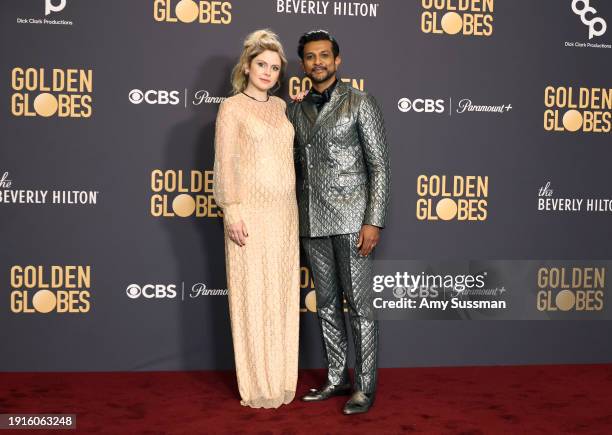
(342, 390, 375, 415)
(301, 381, 352, 402)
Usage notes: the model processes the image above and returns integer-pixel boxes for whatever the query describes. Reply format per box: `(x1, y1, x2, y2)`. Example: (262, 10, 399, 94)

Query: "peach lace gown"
(213, 93, 300, 408)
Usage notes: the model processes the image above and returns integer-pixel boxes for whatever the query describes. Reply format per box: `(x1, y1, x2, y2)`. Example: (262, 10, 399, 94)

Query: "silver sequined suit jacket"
(287, 81, 390, 237)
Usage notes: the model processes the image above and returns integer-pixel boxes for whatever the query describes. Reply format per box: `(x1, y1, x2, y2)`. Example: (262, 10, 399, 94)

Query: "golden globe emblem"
(436, 198, 458, 221)
(176, 0, 199, 23)
(556, 290, 576, 311)
(33, 93, 59, 117)
(441, 12, 463, 35)
(32, 290, 57, 313)
(305, 290, 317, 312)
(172, 194, 196, 217)
(562, 109, 583, 132)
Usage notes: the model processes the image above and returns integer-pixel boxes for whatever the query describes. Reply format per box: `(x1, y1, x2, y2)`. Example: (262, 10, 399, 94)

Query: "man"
(287, 30, 390, 415)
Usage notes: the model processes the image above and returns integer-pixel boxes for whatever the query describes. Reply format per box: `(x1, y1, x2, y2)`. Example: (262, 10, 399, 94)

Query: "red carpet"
(1, 365, 612, 434)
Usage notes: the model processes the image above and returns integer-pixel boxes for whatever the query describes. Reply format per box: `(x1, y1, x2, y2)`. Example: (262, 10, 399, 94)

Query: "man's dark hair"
(297, 30, 340, 60)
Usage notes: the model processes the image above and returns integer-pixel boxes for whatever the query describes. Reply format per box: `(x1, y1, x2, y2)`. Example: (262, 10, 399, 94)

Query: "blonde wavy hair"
(230, 29, 288, 95)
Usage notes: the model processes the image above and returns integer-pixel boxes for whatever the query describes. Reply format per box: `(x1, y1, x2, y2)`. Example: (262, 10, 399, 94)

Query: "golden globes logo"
(421, 0, 494, 36)
(300, 266, 349, 314)
(537, 267, 605, 312)
(153, 0, 232, 24)
(416, 175, 488, 221)
(10, 265, 92, 314)
(11, 67, 93, 118)
(288, 76, 364, 99)
(543, 86, 612, 133)
(150, 169, 222, 218)
(300, 266, 316, 313)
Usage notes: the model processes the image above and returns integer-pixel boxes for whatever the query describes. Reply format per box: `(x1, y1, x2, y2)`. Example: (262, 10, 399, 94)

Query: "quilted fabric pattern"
(303, 233, 379, 394)
(287, 80, 391, 237)
(213, 94, 300, 408)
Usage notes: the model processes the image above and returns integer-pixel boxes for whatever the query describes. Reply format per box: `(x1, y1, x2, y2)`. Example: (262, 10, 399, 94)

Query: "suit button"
(309, 164, 314, 168)
(306, 143, 312, 148)
(328, 162, 334, 168)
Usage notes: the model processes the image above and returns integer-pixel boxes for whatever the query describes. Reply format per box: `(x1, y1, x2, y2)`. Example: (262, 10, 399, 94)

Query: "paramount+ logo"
(537, 267, 604, 312)
(150, 169, 222, 218)
(10, 67, 93, 118)
(9, 265, 92, 314)
(421, 0, 494, 37)
(416, 175, 488, 221)
(543, 86, 611, 133)
(153, 0, 232, 24)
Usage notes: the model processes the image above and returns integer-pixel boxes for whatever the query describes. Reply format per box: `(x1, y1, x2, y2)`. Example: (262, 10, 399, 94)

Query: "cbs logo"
(398, 98, 445, 113)
(126, 284, 177, 299)
(572, 0, 607, 39)
(129, 89, 180, 105)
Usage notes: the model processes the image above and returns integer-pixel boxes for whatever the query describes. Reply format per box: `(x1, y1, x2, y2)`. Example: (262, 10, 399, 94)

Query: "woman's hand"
(290, 90, 309, 102)
(228, 220, 248, 247)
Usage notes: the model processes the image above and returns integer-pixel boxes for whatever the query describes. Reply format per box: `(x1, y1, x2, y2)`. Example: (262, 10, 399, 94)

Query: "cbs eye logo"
(572, 0, 607, 39)
(129, 89, 180, 105)
(397, 98, 445, 114)
(126, 283, 177, 299)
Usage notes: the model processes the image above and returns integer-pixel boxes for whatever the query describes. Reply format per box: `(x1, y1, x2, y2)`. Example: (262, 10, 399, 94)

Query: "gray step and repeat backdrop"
(2, 0, 612, 371)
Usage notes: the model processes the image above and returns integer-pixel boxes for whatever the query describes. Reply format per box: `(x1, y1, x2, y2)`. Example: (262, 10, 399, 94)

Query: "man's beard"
(307, 67, 335, 84)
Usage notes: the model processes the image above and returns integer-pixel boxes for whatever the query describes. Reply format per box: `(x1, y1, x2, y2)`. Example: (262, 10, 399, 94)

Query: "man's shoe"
(342, 391, 374, 415)
(301, 382, 352, 402)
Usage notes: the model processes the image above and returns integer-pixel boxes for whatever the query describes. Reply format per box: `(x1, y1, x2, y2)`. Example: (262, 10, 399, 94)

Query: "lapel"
(300, 80, 349, 142)
(300, 96, 318, 127)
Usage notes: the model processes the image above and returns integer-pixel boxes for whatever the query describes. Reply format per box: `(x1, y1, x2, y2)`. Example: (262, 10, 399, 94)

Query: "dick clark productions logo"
(572, 0, 607, 40)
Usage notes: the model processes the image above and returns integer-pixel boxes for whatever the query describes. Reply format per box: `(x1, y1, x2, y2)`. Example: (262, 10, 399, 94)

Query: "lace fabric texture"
(213, 93, 300, 409)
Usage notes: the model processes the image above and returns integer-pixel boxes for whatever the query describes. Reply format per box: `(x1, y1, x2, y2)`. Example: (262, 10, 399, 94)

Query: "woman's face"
(246, 50, 282, 92)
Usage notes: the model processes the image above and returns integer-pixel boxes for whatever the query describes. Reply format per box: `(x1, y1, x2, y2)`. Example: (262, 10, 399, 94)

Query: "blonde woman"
(213, 29, 299, 409)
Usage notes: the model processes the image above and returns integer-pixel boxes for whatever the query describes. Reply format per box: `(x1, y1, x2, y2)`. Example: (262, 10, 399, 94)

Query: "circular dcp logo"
(572, 0, 607, 39)
(126, 284, 142, 299)
(128, 89, 144, 104)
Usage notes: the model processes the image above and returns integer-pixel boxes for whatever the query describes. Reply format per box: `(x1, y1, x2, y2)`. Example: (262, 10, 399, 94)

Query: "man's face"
(301, 40, 341, 84)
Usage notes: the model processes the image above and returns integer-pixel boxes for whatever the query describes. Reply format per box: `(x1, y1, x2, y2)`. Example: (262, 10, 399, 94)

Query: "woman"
(213, 29, 299, 409)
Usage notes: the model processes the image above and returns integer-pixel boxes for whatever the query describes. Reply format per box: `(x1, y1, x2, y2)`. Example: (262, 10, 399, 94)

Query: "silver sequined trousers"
(302, 232, 378, 394)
